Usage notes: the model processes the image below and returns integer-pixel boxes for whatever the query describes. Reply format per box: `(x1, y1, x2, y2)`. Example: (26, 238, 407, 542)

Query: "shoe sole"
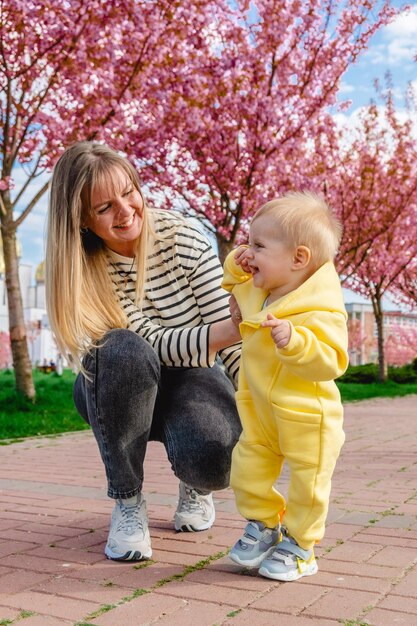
(104, 545, 153, 561)
(258, 561, 318, 581)
(229, 545, 276, 568)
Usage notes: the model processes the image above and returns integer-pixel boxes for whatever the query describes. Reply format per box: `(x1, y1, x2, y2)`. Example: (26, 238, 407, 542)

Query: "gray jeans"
(73, 329, 241, 499)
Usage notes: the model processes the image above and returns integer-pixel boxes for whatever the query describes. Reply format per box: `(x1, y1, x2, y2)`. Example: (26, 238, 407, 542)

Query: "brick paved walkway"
(1, 395, 417, 626)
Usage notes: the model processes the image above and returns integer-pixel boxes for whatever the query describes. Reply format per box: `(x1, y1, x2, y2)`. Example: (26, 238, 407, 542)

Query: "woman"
(46, 141, 242, 561)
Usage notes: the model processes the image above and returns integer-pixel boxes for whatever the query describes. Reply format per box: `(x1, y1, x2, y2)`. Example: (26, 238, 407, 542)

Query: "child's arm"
(221, 246, 253, 293)
(261, 311, 348, 381)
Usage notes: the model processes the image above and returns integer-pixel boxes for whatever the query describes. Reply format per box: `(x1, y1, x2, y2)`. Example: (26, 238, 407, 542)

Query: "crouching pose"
(46, 141, 242, 561)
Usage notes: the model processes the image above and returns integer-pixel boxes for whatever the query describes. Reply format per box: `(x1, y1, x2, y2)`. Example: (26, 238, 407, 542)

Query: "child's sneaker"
(258, 528, 318, 582)
(229, 520, 279, 567)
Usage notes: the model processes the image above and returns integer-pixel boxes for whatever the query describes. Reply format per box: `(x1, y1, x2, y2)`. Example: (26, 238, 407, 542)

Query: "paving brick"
(0, 539, 39, 557)
(187, 566, 275, 592)
(367, 545, 417, 568)
(1, 396, 417, 625)
(12, 615, 73, 626)
(390, 567, 417, 598)
(321, 540, 385, 563)
(318, 558, 400, 579)
(228, 608, 341, 625)
(2, 528, 69, 545)
(0, 590, 100, 621)
(26, 545, 105, 564)
(152, 537, 220, 557)
(31, 575, 136, 605)
(303, 588, 381, 621)
(0, 554, 84, 575)
(250, 581, 327, 614)
(301, 570, 392, 594)
(0, 565, 12, 578)
(378, 593, 417, 615)
(0, 570, 51, 594)
(154, 578, 259, 608)
(363, 607, 411, 625)
(323, 523, 363, 540)
(0, 606, 22, 621)
(155, 598, 243, 625)
(152, 549, 210, 566)
(91, 592, 187, 626)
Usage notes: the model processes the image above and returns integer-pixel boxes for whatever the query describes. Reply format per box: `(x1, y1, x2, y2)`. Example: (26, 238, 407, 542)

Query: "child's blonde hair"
(253, 191, 342, 268)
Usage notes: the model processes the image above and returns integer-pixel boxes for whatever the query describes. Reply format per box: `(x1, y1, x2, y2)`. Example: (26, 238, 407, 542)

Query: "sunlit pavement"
(0, 395, 416, 626)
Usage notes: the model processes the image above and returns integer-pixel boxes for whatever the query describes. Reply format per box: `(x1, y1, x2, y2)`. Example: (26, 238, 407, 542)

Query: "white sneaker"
(105, 494, 152, 561)
(174, 481, 215, 532)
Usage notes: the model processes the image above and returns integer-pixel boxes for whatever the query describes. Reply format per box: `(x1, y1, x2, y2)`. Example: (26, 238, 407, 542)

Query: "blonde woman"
(46, 141, 242, 561)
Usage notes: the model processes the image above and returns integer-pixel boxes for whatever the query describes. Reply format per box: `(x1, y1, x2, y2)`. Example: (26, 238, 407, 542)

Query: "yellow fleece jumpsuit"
(222, 254, 349, 550)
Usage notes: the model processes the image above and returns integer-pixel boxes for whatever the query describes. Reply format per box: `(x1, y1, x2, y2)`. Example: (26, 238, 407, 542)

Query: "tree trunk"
(216, 235, 234, 266)
(372, 296, 387, 383)
(1, 222, 35, 400)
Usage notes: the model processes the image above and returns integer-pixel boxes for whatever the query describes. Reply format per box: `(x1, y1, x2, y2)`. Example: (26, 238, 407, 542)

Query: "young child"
(222, 191, 349, 582)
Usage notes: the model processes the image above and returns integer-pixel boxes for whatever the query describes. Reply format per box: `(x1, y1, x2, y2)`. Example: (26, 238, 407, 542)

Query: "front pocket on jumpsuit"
(272, 404, 322, 467)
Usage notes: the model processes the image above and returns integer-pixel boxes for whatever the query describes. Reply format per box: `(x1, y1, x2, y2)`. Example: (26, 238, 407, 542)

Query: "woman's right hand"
(229, 294, 242, 328)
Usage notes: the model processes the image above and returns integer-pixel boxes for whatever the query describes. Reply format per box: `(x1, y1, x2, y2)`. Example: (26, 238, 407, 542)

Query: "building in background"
(0, 243, 58, 367)
(345, 303, 417, 366)
(2, 238, 416, 369)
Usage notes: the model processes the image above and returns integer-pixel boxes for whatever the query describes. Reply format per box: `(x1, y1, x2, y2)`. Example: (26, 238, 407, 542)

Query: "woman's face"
(84, 167, 144, 257)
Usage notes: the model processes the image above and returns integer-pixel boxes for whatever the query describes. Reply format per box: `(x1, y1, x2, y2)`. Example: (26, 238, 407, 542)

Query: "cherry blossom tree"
(0, 330, 12, 369)
(321, 87, 417, 381)
(130, 0, 398, 261)
(0, 0, 402, 400)
(385, 325, 417, 367)
(0, 0, 230, 398)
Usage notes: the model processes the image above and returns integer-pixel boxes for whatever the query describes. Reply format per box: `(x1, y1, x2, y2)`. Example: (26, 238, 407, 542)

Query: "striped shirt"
(107, 210, 241, 383)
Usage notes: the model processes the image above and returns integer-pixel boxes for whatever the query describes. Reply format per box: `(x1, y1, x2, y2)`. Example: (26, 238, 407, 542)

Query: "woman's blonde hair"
(46, 141, 153, 369)
(253, 191, 342, 268)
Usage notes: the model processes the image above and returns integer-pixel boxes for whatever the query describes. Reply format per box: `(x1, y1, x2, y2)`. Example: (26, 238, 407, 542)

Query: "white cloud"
(339, 81, 355, 94)
(381, 5, 417, 65)
(384, 5, 417, 38)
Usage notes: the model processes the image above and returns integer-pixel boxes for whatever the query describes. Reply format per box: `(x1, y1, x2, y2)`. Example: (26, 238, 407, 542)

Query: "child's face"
(248, 215, 295, 297)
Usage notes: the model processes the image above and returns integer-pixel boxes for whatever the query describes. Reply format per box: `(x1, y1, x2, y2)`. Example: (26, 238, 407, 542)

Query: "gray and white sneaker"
(259, 527, 318, 582)
(105, 494, 152, 561)
(174, 481, 215, 532)
(229, 520, 279, 567)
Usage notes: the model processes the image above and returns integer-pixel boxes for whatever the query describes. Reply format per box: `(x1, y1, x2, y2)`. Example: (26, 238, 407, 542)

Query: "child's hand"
(261, 314, 291, 348)
(234, 246, 253, 273)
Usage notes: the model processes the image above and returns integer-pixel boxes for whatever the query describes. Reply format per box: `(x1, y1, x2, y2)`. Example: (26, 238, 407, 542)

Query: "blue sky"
(15, 1, 417, 307)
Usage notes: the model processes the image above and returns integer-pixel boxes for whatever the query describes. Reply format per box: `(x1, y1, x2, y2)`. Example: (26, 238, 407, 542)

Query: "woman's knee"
(98, 329, 160, 383)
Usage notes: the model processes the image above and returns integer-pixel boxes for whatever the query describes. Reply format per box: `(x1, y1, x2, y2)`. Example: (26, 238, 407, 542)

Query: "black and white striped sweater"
(107, 210, 241, 383)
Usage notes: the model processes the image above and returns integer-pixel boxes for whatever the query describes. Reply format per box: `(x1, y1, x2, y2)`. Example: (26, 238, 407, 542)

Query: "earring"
(80, 226, 88, 234)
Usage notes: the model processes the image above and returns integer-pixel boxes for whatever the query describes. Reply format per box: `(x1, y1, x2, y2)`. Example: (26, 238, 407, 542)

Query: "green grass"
(0, 369, 416, 441)
(337, 380, 417, 403)
(0, 369, 89, 441)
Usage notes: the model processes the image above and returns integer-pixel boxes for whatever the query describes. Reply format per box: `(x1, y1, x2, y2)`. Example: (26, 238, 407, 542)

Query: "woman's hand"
(229, 294, 242, 328)
(261, 313, 291, 348)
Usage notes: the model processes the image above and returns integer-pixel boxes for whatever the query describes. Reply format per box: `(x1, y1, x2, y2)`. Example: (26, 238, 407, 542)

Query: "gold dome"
(35, 260, 45, 283)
